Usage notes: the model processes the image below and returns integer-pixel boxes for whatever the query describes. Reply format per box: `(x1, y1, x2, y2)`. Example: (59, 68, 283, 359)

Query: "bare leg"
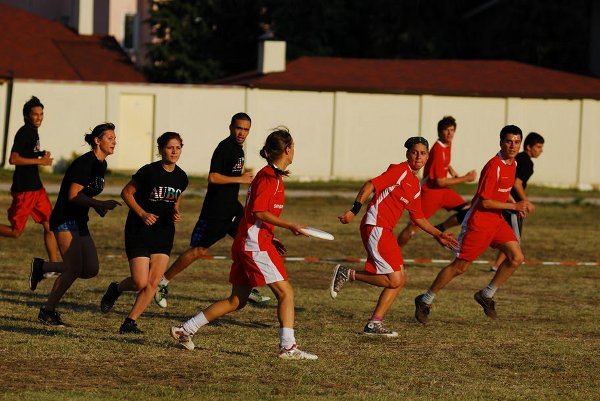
(490, 241, 523, 288)
(355, 270, 404, 288)
(429, 258, 471, 293)
(164, 247, 208, 280)
(42, 221, 60, 262)
(492, 251, 507, 270)
(397, 223, 418, 247)
(202, 285, 252, 321)
(0, 224, 23, 238)
(269, 281, 295, 328)
(372, 286, 403, 318)
(128, 254, 170, 320)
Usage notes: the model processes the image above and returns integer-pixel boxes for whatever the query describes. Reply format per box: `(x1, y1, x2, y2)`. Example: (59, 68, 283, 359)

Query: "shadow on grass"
(0, 324, 81, 338)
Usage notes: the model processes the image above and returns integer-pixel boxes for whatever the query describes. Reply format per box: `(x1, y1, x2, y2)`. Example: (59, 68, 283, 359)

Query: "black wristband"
(350, 201, 362, 215)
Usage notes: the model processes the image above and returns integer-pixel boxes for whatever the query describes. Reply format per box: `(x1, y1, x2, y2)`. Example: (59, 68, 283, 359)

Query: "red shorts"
(456, 221, 518, 262)
(8, 189, 52, 232)
(229, 244, 287, 287)
(361, 224, 404, 274)
(420, 187, 467, 219)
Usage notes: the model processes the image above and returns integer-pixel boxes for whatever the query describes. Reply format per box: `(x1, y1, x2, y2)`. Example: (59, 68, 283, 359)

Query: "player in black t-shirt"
(491, 132, 545, 272)
(36, 123, 122, 326)
(0, 97, 60, 278)
(154, 113, 271, 308)
(100, 132, 188, 334)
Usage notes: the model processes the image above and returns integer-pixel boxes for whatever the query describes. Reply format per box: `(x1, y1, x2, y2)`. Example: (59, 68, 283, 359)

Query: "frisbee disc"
(300, 227, 334, 241)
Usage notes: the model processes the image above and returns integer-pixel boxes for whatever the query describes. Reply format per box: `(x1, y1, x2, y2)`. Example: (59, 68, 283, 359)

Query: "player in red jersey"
(414, 125, 530, 324)
(397, 116, 476, 247)
(169, 127, 317, 360)
(331, 137, 458, 337)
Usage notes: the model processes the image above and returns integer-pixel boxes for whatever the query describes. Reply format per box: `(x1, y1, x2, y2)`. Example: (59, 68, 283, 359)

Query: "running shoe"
(278, 344, 318, 360)
(474, 290, 497, 319)
(248, 288, 271, 305)
(29, 258, 45, 291)
(330, 264, 350, 299)
(489, 266, 498, 272)
(119, 319, 143, 334)
(414, 294, 431, 325)
(363, 320, 399, 337)
(154, 284, 168, 308)
(170, 325, 195, 350)
(38, 308, 65, 327)
(100, 282, 121, 313)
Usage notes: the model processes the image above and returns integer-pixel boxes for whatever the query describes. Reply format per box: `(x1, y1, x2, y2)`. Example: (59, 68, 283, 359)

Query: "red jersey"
(423, 140, 451, 189)
(464, 152, 516, 230)
(234, 165, 284, 252)
(361, 162, 424, 230)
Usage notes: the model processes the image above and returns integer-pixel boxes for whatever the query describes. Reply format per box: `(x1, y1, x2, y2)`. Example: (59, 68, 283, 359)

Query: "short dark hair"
(23, 96, 43, 118)
(404, 136, 429, 150)
(437, 116, 456, 134)
(499, 125, 523, 141)
(524, 132, 544, 148)
(230, 112, 251, 125)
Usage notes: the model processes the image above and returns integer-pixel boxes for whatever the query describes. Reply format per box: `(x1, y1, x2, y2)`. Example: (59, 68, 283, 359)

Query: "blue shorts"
(190, 216, 241, 248)
(53, 220, 90, 236)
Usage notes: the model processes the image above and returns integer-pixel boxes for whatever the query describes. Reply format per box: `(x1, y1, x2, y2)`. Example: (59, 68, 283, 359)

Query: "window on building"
(124, 13, 136, 49)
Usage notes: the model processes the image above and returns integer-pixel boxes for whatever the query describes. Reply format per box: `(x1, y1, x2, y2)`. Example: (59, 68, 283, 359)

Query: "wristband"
(350, 201, 362, 215)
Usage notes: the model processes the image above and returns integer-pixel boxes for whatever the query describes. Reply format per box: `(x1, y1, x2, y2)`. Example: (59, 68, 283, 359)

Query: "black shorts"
(501, 210, 523, 241)
(125, 225, 175, 259)
(190, 215, 241, 248)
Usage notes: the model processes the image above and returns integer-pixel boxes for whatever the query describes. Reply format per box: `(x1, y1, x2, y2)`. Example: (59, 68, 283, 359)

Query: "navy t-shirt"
(199, 136, 245, 220)
(10, 124, 44, 192)
(50, 151, 106, 229)
(125, 161, 188, 232)
(511, 152, 534, 202)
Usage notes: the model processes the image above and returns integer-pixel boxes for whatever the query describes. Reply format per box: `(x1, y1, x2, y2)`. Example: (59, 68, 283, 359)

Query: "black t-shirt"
(199, 136, 245, 220)
(10, 124, 44, 192)
(511, 152, 534, 202)
(50, 151, 107, 228)
(125, 161, 188, 232)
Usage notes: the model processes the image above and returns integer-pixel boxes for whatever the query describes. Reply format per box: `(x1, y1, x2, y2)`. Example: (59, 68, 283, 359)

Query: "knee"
(79, 265, 99, 279)
(10, 228, 24, 238)
(274, 288, 294, 303)
(388, 272, 406, 289)
(131, 277, 148, 291)
(190, 247, 208, 260)
(452, 262, 469, 275)
(508, 252, 525, 268)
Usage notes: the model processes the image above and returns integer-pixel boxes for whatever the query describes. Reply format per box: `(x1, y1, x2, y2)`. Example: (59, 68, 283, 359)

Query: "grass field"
(0, 192, 599, 401)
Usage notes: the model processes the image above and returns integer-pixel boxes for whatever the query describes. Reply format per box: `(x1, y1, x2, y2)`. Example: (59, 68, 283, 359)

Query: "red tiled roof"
(0, 3, 146, 83)
(217, 57, 600, 99)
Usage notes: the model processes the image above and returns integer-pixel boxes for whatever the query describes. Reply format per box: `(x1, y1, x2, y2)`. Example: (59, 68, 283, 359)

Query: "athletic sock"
(481, 283, 498, 298)
(182, 311, 209, 335)
(159, 276, 170, 286)
(279, 327, 296, 349)
(421, 289, 436, 305)
(349, 269, 356, 281)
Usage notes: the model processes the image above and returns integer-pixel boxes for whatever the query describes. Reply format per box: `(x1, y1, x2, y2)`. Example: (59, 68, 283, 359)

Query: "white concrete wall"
(2, 79, 599, 189)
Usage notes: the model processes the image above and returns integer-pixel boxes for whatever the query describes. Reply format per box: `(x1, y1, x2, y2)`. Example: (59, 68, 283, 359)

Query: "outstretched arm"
(413, 217, 459, 250)
(9, 151, 53, 166)
(254, 211, 308, 236)
(208, 171, 253, 185)
(434, 168, 477, 188)
(338, 180, 375, 224)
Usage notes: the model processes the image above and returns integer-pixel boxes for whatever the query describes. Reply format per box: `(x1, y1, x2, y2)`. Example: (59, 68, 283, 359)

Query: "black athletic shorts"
(501, 210, 523, 242)
(190, 214, 241, 248)
(125, 225, 175, 259)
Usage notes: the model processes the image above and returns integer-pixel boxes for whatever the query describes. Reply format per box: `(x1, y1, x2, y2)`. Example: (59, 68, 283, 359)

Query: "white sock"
(182, 311, 209, 335)
(279, 327, 296, 349)
(159, 276, 170, 286)
(421, 289, 436, 305)
(481, 283, 498, 298)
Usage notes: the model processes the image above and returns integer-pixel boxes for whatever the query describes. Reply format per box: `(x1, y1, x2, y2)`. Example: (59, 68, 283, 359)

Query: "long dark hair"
(259, 126, 293, 176)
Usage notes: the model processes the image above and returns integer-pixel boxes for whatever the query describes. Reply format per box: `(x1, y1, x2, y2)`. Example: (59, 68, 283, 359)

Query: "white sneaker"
(155, 284, 168, 308)
(248, 288, 271, 304)
(490, 266, 498, 272)
(170, 325, 195, 350)
(278, 344, 318, 360)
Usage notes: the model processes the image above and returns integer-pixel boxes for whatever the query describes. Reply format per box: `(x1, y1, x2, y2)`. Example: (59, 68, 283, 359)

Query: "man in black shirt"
(155, 113, 271, 307)
(491, 132, 545, 272)
(0, 96, 59, 268)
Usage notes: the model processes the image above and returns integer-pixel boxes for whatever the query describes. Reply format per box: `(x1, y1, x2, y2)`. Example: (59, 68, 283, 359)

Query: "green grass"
(0, 194, 599, 400)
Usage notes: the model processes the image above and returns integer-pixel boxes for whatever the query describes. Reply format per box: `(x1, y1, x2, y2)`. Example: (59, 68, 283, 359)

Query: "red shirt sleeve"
(428, 144, 448, 180)
(371, 164, 403, 192)
(477, 160, 498, 200)
(248, 175, 276, 213)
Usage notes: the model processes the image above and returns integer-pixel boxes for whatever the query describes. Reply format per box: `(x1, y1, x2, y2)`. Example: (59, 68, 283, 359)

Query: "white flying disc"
(300, 227, 334, 241)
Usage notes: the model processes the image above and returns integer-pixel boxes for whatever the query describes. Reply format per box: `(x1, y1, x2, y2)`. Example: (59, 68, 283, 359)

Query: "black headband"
(404, 136, 429, 150)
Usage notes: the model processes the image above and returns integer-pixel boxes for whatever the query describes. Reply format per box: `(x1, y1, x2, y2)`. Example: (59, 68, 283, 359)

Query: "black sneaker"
(119, 319, 143, 334)
(100, 282, 121, 313)
(414, 294, 431, 325)
(38, 308, 65, 327)
(474, 290, 497, 319)
(29, 258, 45, 291)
